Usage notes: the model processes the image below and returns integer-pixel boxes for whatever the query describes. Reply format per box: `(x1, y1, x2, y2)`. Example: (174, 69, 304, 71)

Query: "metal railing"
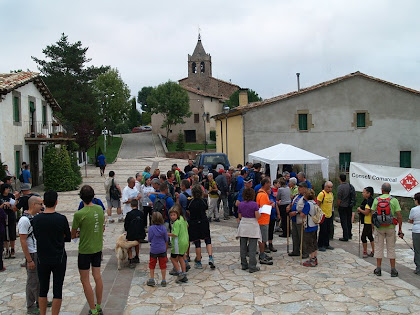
(24, 121, 71, 139)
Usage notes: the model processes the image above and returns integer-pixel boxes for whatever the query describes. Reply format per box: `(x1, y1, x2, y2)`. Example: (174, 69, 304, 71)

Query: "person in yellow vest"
(317, 181, 334, 251)
(357, 186, 375, 258)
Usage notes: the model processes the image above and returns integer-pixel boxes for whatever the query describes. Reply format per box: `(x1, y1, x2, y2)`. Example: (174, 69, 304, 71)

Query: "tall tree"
(32, 33, 109, 130)
(94, 68, 131, 141)
(147, 81, 191, 140)
(225, 89, 262, 108)
(128, 97, 142, 130)
(137, 86, 154, 112)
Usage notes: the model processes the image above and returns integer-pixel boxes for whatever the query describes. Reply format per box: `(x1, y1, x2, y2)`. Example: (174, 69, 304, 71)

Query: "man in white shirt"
(121, 177, 141, 217)
(18, 195, 43, 314)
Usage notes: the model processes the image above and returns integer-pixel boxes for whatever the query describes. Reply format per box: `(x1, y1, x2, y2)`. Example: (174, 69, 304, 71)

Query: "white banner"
(349, 162, 420, 197)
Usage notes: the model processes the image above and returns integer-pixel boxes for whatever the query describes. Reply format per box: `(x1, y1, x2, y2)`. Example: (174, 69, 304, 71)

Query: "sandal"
(10, 249, 16, 259)
(368, 252, 374, 257)
(362, 252, 368, 258)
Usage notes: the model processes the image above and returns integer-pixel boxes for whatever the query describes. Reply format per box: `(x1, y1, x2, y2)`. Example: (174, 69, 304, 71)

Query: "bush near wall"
(210, 130, 216, 141)
(43, 145, 82, 191)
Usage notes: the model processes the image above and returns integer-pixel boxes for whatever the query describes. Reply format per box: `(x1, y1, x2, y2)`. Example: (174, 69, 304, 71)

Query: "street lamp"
(202, 112, 207, 152)
(223, 105, 230, 157)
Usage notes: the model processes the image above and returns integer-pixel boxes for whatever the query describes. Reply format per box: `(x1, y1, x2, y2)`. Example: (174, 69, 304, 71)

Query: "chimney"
(238, 88, 248, 106)
(296, 73, 300, 91)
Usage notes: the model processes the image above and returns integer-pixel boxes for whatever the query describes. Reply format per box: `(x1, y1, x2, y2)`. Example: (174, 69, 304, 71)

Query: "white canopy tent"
(248, 143, 329, 182)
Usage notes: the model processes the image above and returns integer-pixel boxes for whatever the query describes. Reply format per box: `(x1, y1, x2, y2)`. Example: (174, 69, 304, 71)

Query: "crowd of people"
(0, 158, 419, 314)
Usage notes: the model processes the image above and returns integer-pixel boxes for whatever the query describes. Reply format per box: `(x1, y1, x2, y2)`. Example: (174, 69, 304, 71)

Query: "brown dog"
(115, 234, 139, 270)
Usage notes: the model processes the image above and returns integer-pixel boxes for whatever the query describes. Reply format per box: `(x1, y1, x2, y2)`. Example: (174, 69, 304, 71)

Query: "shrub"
(210, 130, 216, 141)
(43, 145, 82, 191)
(176, 131, 185, 151)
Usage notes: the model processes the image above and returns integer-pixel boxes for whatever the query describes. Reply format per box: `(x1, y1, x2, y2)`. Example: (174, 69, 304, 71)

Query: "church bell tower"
(188, 33, 212, 78)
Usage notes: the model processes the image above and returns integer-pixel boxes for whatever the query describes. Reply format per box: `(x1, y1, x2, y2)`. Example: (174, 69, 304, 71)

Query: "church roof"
(191, 37, 208, 58)
(213, 71, 420, 119)
(182, 85, 228, 101)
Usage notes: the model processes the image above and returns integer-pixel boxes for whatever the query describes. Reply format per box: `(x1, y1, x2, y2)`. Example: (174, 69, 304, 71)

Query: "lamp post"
(202, 112, 207, 152)
(223, 105, 230, 157)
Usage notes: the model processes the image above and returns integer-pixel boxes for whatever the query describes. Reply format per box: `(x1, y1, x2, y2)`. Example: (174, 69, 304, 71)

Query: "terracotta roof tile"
(214, 71, 420, 119)
(0, 72, 61, 110)
(182, 85, 228, 101)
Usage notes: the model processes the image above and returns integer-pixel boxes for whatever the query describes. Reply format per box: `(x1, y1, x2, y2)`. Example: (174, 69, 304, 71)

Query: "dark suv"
(194, 153, 230, 170)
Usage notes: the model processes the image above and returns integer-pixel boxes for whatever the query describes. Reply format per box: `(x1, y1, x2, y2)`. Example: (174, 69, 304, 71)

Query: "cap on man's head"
(20, 183, 31, 191)
(244, 176, 253, 183)
(298, 182, 308, 188)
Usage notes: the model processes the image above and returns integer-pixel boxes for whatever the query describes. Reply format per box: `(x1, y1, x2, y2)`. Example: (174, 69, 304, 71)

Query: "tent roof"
(248, 143, 328, 164)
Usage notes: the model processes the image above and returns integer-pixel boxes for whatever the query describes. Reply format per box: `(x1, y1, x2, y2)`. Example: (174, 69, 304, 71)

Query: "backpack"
(153, 195, 169, 221)
(349, 183, 356, 208)
(109, 179, 121, 200)
(372, 197, 394, 228)
(309, 203, 325, 225)
(19, 173, 24, 183)
(230, 175, 238, 192)
(22, 213, 35, 241)
(128, 214, 145, 240)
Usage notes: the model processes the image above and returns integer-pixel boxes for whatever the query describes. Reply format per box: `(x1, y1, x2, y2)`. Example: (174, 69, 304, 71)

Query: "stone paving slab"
(2, 158, 420, 314)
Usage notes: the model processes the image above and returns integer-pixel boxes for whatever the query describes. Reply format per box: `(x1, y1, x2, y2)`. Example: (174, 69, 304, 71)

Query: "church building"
(152, 35, 240, 143)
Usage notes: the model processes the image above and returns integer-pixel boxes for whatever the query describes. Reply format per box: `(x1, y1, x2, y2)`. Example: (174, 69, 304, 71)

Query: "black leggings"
(268, 219, 275, 242)
(143, 206, 153, 227)
(37, 255, 67, 299)
(279, 204, 289, 236)
(361, 224, 374, 243)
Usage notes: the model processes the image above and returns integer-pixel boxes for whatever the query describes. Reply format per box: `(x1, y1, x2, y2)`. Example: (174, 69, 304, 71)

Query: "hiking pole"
(286, 215, 290, 253)
(358, 216, 361, 258)
(300, 220, 304, 265)
(401, 236, 414, 252)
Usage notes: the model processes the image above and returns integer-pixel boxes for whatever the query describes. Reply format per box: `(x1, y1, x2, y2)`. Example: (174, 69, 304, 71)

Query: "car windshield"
(203, 155, 227, 166)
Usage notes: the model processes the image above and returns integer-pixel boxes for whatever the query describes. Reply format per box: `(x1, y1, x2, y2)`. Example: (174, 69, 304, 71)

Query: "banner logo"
(400, 173, 419, 192)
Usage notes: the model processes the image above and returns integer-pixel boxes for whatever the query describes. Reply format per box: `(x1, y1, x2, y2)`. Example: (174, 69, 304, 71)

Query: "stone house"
(0, 72, 77, 186)
(214, 72, 420, 174)
(152, 35, 240, 143)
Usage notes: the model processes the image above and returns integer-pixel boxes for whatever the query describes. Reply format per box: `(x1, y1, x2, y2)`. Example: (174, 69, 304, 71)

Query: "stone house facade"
(0, 72, 77, 186)
(214, 72, 420, 174)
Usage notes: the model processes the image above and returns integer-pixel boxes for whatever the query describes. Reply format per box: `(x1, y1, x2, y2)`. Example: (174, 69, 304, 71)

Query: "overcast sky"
(1, 0, 419, 100)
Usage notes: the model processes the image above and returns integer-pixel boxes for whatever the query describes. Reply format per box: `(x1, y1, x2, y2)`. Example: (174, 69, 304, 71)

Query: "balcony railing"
(24, 121, 74, 140)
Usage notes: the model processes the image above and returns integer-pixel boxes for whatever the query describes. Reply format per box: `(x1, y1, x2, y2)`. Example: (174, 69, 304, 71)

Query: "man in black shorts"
(33, 191, 71, 315)
(71, 185, 105, 315)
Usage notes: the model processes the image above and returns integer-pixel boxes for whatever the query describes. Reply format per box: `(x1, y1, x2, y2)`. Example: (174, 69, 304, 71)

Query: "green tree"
(226, 89, 262, 108)
(43, 145, 81, 191)
(32, 33, 109, 131)
(94, 68, 131, 141)
(142, 112, 151, 125)
(128, 97, 142, 130)
(137, 86, 154, 112)
(147, 81, 191, 140)
(176, 131, 185, 151)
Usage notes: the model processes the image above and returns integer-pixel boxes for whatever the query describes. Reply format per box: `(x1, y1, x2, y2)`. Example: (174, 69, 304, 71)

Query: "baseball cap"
(20, 183, 31, 191)
(244, 176, 253, 183)
(298, 182, 308, 188)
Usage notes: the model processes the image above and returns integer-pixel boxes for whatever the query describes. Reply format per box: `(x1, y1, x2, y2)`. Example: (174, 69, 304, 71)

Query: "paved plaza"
(1, 134, 420, 314)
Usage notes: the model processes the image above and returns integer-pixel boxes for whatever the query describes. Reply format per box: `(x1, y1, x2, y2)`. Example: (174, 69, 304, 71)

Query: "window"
(12, 91, 21, 125)
(339, 153, 351, 172)
(298, 114, 307, 131)
(400, 151, 411, 168)
(42, 102, 47, 126)
(184, 130, 196, 143)
(356, 113, 366, 128)
(194, 113, 199, 123)
(200, 62, 205, 73)
(352, 110, 372, 129)
(292, 110, 313, 131)
(14, 97, 20, 122)
(192, 62, 197, 74)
